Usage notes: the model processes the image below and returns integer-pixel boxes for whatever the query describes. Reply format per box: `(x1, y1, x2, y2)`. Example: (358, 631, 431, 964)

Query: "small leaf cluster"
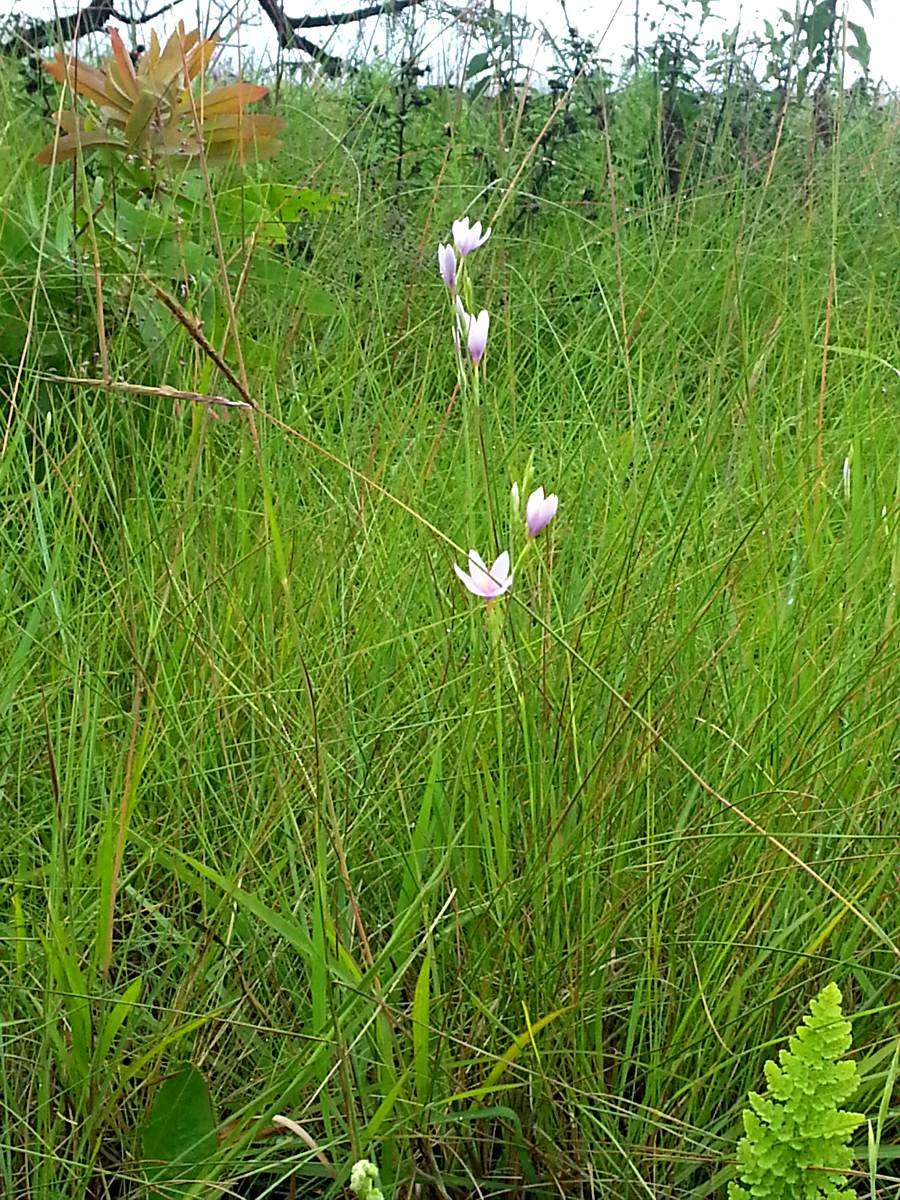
(729, 982, 863, 1199)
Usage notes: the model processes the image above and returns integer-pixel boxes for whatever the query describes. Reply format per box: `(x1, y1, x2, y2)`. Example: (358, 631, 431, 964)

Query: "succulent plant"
(36, 23, 283, 167)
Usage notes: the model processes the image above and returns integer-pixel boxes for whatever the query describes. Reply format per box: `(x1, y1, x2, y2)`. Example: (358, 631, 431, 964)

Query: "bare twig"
(253, 0, 345, 73)
(290, 0, 418, 28)
(44, 374, 251, 409)
(252, 0, 418, 73)
(1, 0, 180, 56)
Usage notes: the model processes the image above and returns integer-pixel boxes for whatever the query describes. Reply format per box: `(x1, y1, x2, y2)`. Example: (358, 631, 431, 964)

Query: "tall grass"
(0, 51, 898, 1199)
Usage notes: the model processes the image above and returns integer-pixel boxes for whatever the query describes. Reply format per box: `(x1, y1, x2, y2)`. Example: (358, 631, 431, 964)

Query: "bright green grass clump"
(0, 53, 897, 1200)
(730, 982, 863, 1199)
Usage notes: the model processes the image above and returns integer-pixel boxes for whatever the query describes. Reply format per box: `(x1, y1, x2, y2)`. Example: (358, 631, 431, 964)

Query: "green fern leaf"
(728, 982, 864, 1199)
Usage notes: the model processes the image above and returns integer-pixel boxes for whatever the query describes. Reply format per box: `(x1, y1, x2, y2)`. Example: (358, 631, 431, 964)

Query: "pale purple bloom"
(467, 309, 490, 363)
(454, 298, 490, 364)
(454, 549, 513, 599)
(452, 216, 491, 257)
(525, 487, 558, 537)
(437, 243, 457, 290)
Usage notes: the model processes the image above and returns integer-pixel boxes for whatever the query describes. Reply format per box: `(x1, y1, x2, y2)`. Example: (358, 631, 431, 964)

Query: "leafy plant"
(36, 23, 282, 167)
(729, 983, 864, 1199)
(142, 1065, 217, 1199)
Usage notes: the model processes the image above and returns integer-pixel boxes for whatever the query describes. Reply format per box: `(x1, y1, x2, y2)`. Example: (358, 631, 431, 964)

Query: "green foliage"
(0, 16, 896, 1199)
(142, 1066, 217, 1198)
(729, 984, 864, 1199)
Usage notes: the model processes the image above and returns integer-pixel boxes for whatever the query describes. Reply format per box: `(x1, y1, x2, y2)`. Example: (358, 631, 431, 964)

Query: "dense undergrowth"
(0, 22, 898, 1199)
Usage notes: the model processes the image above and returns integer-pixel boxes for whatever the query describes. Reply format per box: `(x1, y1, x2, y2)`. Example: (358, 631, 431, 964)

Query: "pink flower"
(452, 216, 491, 257)
(437, 243, 457, 290)
(525, 487, 558, 537)
(453, 297, 489, 362)
(453, 549, 513, 599)
(455, 297, 489, 363)
(467, 310, 489, 363)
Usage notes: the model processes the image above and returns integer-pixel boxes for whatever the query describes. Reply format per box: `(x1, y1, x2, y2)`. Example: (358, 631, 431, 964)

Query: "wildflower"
(437, 242, 457, 290)
(454, 297, 489, 364)
(452, 215, 491, 257)
(469, 312, 490, 363)
(467, 310, 489, 363)
(454, 549, 513, 599)
(511, 481, 520, 516)
(525, 486, 558, 537)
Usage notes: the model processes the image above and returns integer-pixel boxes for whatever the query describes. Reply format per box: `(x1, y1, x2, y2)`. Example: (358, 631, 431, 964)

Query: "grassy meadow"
(0, 35, 898, 1199)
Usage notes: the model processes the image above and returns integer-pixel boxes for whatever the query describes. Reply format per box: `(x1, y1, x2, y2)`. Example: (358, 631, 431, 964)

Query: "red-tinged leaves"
(41, 53, 71, 87)
(56, 110, 82, 135)
(108, 28, 138, 97)
(35, 130, 124, 165)
(103, 58, 137, 109)
(201, 115, 284, 143)
(184, 38, 217, 85)
(36, 22, 280, 170)
(44, 53, 121, 112)
(197, 83, 269, 118)
(153, 24, 192, 90)
(124, 88, 160, 149)
(203, 138, 283, 166)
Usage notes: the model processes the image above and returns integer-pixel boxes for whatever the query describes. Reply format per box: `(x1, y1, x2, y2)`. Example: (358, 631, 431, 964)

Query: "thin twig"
(44, 373, 251, 408)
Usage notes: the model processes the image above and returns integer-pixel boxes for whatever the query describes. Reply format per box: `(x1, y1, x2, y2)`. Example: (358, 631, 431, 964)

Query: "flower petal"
(454, 561, 480, 595)
(491, 551, 510, 581)
(437, 243, 457, 289)
(526, 486, 544, 523)
(467, 309, 489, 362)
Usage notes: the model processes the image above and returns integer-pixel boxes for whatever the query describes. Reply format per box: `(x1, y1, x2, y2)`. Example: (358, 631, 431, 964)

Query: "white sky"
(5, 0, 898, 84)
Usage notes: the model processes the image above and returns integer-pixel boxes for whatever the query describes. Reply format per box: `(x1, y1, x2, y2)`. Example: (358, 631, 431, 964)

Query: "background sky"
(5, 0, 898, 85)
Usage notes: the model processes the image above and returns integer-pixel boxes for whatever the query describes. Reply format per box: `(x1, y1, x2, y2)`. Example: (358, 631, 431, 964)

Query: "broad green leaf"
(465, 52, 491, 79)
(214, 191, 285, 243)
(248, 255, 337, 317)
(847, 22, 870, 71)
(303, 282, 338, 318)
(805, 0, 836, 51)
(142, 1065, 216, 1198)
(114, 197, 172, 245)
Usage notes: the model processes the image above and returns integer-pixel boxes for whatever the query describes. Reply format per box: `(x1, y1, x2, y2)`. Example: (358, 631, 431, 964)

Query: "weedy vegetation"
(0, 1, 897, 1197)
